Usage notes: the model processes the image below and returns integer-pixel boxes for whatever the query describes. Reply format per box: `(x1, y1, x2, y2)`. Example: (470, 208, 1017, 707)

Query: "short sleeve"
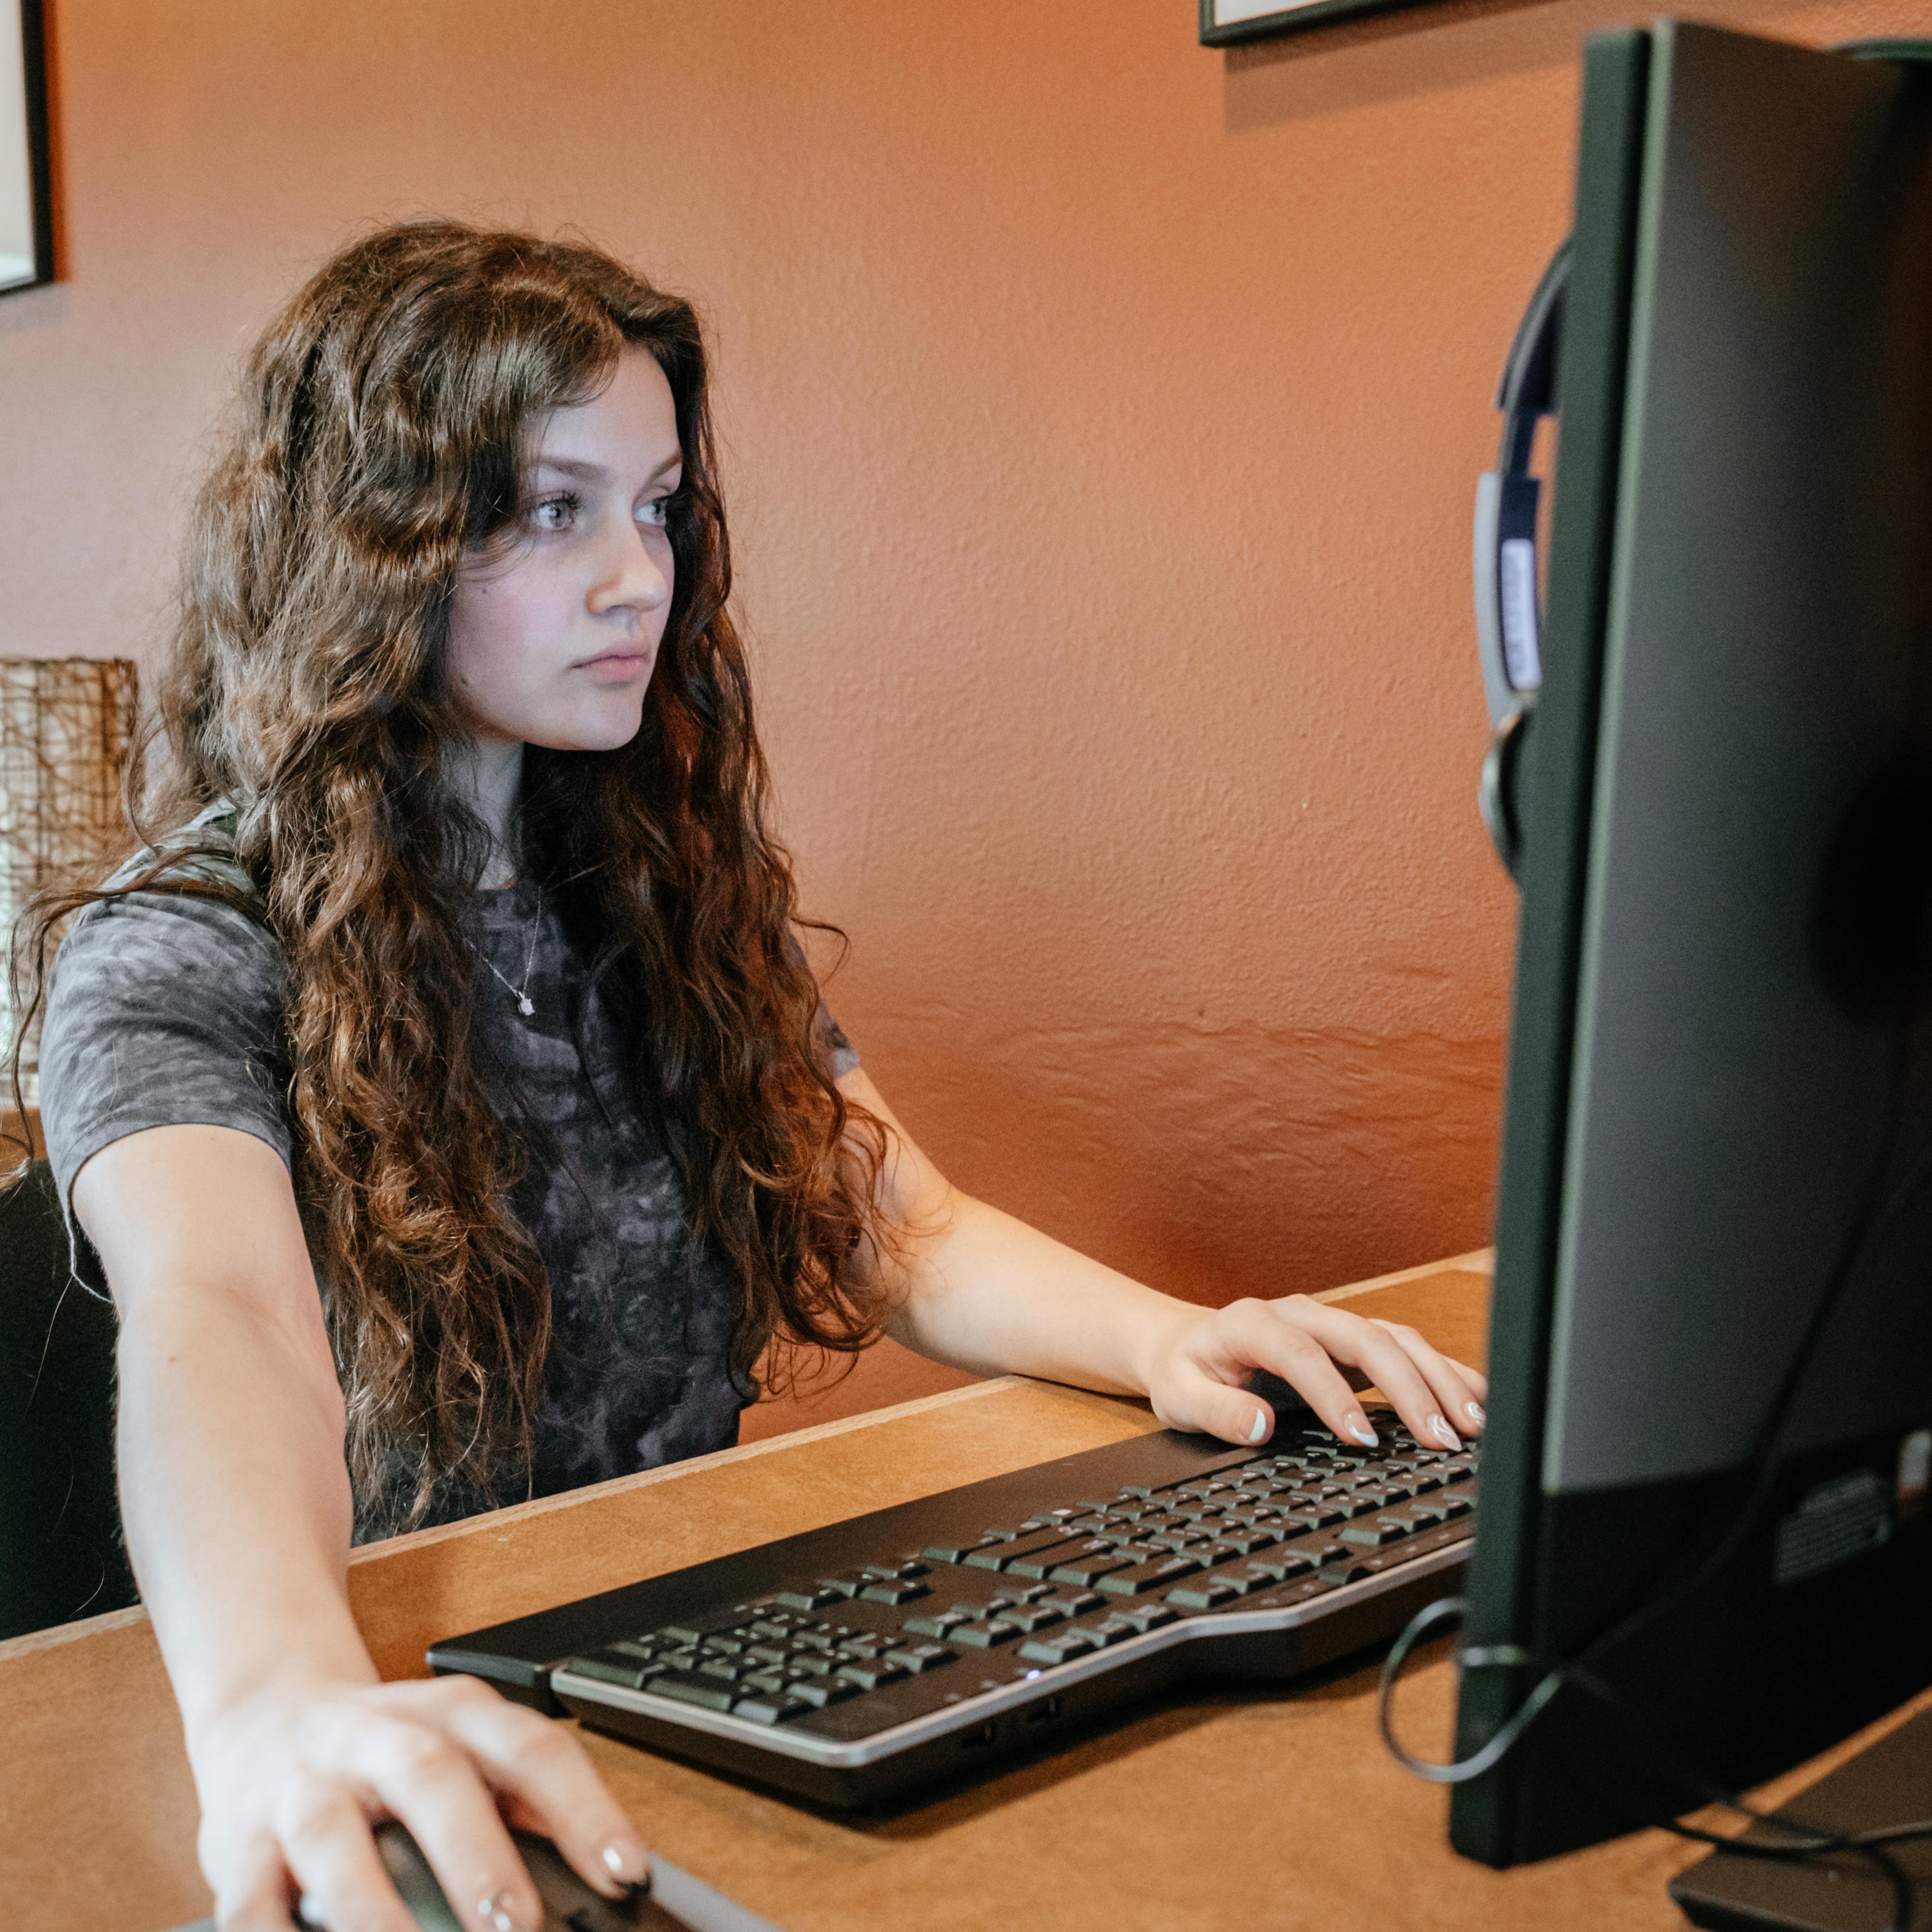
(812, 1001, 860, 1082)
(39, 889, 295, 1218)
(782, 923, 859, 1081)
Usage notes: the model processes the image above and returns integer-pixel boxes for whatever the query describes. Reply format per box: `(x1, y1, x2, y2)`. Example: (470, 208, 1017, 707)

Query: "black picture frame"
(1199, 0, 1422, 43)
(3, 0, 53, 297)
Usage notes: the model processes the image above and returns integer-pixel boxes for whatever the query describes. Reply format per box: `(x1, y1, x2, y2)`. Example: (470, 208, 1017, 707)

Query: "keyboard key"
(788, 1678, 862, 1708)
(696, 1659, 743, 1684)
(966, 1526, 1083, 1574)
(885, 1643, 958, 1673)
(1276, 1505, 1345, 1531)
(568, 1652, 655, 1691)
(1165, 1578, 1242, 1610)
(1041, 1591, 1104, 1616)
(1313, 1559, 1379, 1588)
(1097, 1555, 1204, 1596)
(1211, 1526, 1284, 1555)
(1116, 1603, 1182, 1634)
(836, 1661, 911, 1690)
(732, 1693, 811, 1725)
(646, 1672, 738, 1713)
(1340, 1518, 1416, 1548)
(1018, 1629, 1104, 1665)
(951, 1619, 1023, 1648)
(658, 1614, 750, 1645)
(1241, 1551, 1317, 1583)
(1141, 1530, 1212, 1556)
(859, 1580, 931, 1605)
(1001, 1606, 1065, 1634)
(1048, 1551, 1137, 1586)
(774, 1587, 844, 1612)
(1196, 1539, 1252, 1566)
(1006, 1540, 1098, 1580)
(902, 1611, 974, 1638)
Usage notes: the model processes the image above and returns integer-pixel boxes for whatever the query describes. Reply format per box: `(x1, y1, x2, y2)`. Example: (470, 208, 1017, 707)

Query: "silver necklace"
(478, 883, 542, 1017)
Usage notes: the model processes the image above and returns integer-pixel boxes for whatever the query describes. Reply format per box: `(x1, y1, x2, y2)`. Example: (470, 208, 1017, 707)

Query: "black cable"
(1378, 1019, 1932, 1929)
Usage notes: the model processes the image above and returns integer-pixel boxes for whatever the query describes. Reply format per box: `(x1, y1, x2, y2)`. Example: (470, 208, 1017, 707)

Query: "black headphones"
(1474, 39, 1932, 880)
(1473, 240, 1567, 877)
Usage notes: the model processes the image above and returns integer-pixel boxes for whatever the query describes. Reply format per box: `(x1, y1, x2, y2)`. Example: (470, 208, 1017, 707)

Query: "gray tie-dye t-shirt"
(37, 824, 859, 1542)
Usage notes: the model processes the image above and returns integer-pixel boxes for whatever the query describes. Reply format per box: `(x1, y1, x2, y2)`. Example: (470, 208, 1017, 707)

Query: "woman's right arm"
(73, 1124, 649, 1932)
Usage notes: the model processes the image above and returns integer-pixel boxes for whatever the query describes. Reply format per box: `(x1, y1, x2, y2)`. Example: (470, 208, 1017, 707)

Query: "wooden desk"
(3, 1254, 1921, 1931)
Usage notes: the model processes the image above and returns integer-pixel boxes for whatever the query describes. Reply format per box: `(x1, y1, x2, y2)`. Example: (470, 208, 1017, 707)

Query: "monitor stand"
(1670, 1701, 1932, 1931)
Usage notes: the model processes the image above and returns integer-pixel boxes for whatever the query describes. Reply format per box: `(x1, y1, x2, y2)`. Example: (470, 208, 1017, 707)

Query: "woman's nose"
(588, 525, 671, 617)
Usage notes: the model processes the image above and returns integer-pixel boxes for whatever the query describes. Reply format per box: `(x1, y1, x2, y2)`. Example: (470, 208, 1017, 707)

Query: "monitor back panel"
(1455, 22, 1932, 1865)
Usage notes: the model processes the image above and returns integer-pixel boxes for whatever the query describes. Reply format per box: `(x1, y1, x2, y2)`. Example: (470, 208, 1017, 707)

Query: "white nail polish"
(603, 1841, 649, 1888)
(1465, 1400, 1487, 1426)
(1247, 1409, 1268, 1444)
(1430, 1413, 1463, 1451)
(1347, 1416, 1378, 1448)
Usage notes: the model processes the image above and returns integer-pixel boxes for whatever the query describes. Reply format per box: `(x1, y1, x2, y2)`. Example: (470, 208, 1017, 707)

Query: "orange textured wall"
(4, 0, 1925, 1438)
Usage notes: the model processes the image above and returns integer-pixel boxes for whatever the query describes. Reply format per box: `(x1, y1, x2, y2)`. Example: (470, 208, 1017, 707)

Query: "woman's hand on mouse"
(194, 1672, 647, 1932)
(1142, 1293, 1488, 1453)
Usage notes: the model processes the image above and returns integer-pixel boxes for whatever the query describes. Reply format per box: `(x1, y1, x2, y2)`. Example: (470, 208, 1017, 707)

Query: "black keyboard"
(427, 1408, 1476, 1808)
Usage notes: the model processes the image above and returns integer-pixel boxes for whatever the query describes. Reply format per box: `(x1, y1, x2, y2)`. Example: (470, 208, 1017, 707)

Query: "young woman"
(16, 222, 1486, 1932)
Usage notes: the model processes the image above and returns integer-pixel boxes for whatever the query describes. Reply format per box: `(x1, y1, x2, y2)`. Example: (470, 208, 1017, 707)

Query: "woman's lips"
(577, 647, 653, 680)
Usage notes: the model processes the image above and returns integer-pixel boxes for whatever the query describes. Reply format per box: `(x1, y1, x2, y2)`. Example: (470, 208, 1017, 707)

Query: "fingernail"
(477, 1891, 527, 1932)
(1464, 1401, 1486, 1426)
(1345, 1413, 1378, 1448)
(602, 1840, 651, 1895)
(1429, 1413, 1463, 1451)
(1247, 1408, 1269, 1444)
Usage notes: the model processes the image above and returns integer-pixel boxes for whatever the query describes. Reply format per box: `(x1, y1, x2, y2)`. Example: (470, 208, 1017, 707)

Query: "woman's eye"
(638, 496, 673, 530)
(531, 492, 580, 531)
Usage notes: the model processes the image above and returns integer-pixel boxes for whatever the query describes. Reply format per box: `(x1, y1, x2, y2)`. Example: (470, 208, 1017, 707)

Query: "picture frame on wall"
(1200, 0, 1415, 43)
(2, 0, 52, 296)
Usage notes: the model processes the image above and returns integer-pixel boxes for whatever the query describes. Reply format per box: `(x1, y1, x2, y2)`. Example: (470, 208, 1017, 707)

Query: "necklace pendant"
(517, 994, 535, 1017)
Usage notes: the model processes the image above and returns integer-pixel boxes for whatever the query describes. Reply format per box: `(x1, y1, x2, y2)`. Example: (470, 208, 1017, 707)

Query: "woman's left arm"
(836, 1066, 1487, 1455)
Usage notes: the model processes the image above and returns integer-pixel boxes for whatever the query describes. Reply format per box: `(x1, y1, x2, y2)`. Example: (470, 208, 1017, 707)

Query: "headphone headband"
(1474, 240, 1569, 737)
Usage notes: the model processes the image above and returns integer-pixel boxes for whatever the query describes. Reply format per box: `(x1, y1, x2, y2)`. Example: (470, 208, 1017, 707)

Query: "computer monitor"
(1447, 20, 1932, 1867)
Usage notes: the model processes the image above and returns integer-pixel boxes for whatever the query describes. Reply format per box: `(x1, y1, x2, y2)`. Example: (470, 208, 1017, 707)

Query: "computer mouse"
(171, 1819, 777, 1932)
(293, 1821, 669, 1931)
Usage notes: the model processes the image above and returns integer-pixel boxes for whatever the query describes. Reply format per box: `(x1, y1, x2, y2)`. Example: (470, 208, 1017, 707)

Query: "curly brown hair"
(6, 220, 904, 1532)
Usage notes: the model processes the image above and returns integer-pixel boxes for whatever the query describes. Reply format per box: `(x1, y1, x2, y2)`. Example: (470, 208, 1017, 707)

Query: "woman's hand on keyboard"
(1142, 1295, 1488, 1453)
(193, 1673, 647, 1932)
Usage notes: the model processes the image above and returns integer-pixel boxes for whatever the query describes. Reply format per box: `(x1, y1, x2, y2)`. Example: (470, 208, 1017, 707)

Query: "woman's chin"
(524, 697, 649, 755)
